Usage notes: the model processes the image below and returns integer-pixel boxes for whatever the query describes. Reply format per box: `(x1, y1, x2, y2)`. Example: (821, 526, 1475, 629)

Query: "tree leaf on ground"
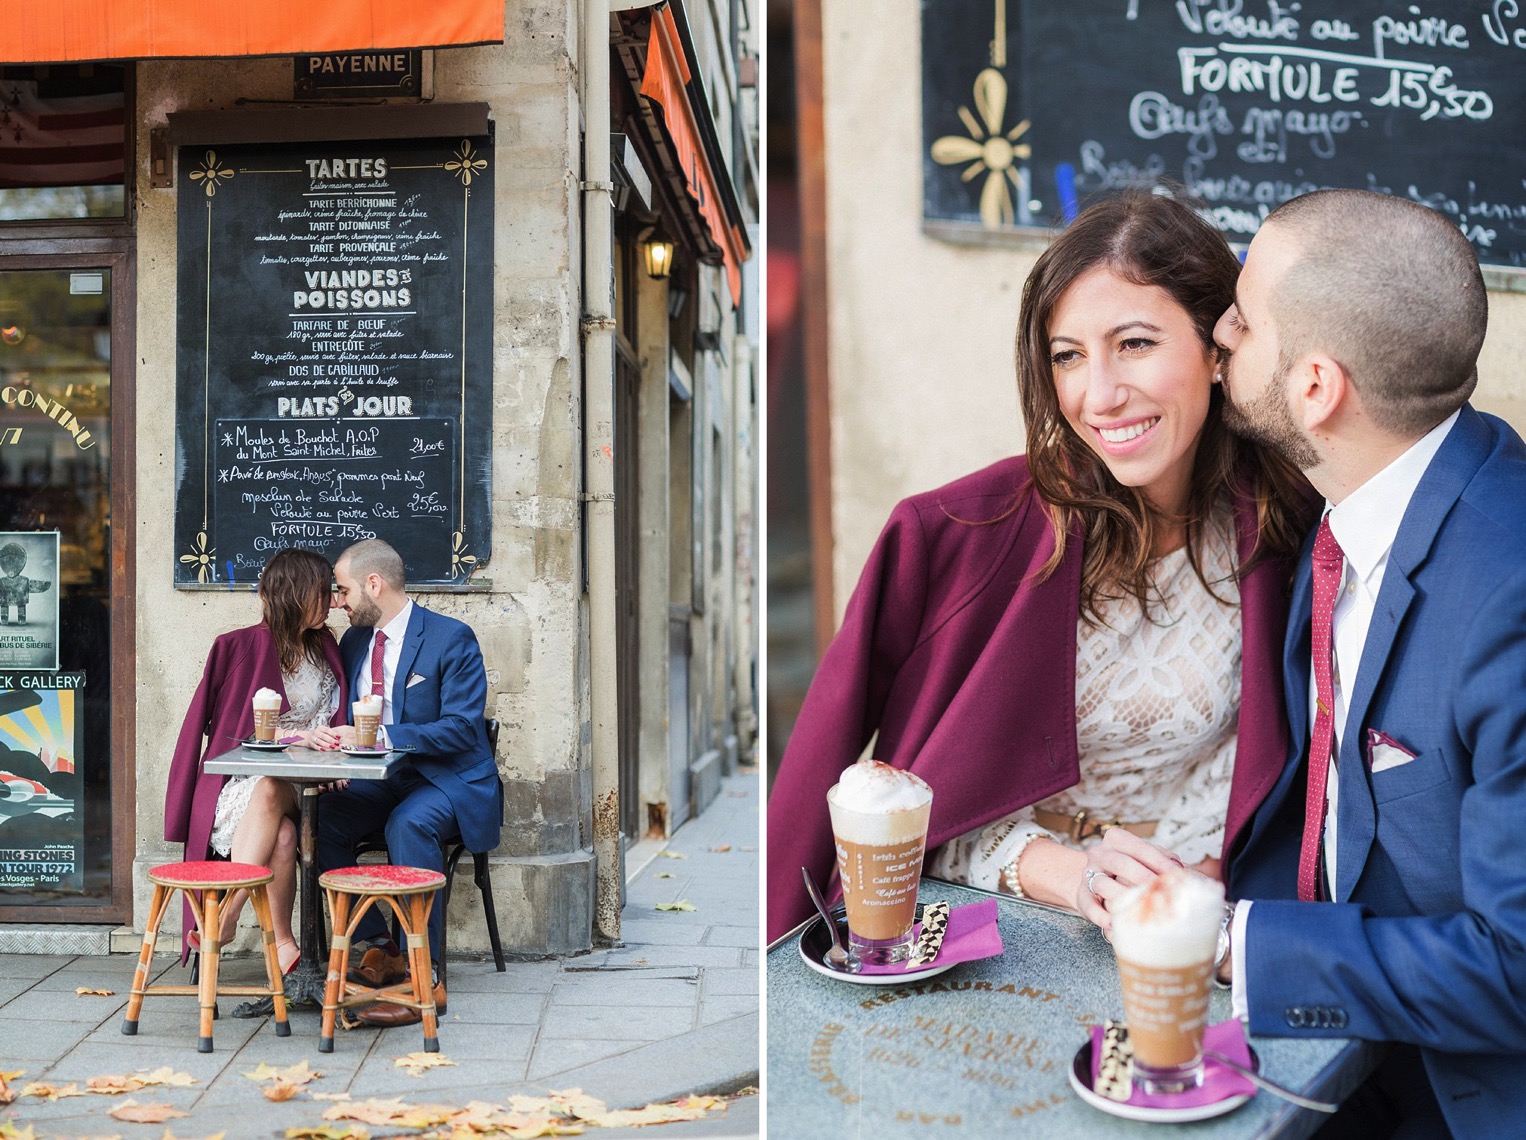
(0, 1071, 13, 1106)
(393, 1052, 456, 1078)
(107, 1100, 190, 1124)
(243, 1061, 320, 1087)
(708, 845, 731, 853)
(654, 900, 696, 912)
(285, 1127, 369, 1140)
(75, 987, 115, 996)
(655, 872, 675, 879)
(581, 1096, 727, 1128)
(87, 1075, 143, 1095)
(135, 1067, 197, 1089)
(321, 1098, 454, 1127)
(0, 1123, 37, 1140)
(655, 850, 686, 859)
(309, 1091, 352, 1102)
(263, 1081, 302, 1102)
(20, 1081, 86, 1100)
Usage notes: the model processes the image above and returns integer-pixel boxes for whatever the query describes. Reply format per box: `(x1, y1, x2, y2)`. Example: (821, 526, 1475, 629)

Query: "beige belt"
(1032, 808, 1158, 844)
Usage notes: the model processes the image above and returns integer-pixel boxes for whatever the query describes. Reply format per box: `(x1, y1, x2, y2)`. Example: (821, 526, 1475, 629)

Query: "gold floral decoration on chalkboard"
(445, 141, 488, 187)
(189, 150, 236, 197)
(180, 531, 217, 583)
(450, 530, 478, 581)
(930, 68, 1030, 228)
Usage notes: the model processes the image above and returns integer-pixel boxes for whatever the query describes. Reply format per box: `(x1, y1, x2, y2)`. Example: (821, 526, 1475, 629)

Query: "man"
(313, 538, 500, 1026)
(1212, 188, 1526, 1138)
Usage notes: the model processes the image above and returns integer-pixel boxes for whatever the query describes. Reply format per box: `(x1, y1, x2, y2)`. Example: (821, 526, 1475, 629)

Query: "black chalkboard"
(923, 2, 1526, 268)
(173, 134, 493, 586)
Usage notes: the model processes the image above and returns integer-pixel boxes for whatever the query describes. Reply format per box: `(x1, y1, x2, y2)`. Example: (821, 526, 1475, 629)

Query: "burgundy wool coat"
(164, 623, 348, 951)
(767, 456, 1302, 942)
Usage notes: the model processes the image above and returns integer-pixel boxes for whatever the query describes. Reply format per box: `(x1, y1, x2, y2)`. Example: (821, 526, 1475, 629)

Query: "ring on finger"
(1084, 868, 1105, 897)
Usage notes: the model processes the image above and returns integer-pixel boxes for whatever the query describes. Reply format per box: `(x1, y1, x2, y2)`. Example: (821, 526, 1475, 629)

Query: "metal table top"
(767, 878, 1377, 1139)
(205, 742, 398, 782)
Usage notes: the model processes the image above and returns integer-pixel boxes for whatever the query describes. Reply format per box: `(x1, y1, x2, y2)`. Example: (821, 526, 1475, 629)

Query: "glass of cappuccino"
(1111, 868, 1226, 1095)
(825, 760, 933, 965)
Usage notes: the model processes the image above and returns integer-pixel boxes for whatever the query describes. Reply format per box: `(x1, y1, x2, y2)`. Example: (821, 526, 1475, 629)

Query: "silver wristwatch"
(1213, 901, 1235, 971)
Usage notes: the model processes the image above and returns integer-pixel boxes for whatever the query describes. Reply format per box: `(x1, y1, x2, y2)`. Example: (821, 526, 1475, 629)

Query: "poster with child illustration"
(0, 532, 58, 671)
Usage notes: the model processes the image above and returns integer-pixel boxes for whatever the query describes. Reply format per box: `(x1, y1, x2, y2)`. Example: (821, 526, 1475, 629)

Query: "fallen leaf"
(285, 1127, 369, 1140)
(75, 987, 115, 996)
(322, 1097, 454, 1127)
(264, 1081, 301, 1102)
(243, 1060, 320, 1087)
(0, 1069, 13, 1106)
(393, 1052, 456, 1078)
(135, 1067, 196, 1089)
(708, 844, 731, 853)
(88, 1075, 143, 1095)
(520, 1089, 607, 1120)
(21, 1081, 86, 1100)
(107, 1100, 190, 1124)
(309, 1091, 353, 1102)
(0, 1123, 37, 1140)
(581, 1096, 725, 1128)
(655, 872, 675, 879)
(654, 900, 696, 912)
(655, 850, 687, 860)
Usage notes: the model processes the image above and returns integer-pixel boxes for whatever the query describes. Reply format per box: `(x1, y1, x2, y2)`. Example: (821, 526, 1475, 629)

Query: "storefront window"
(0, 65, 127, 222)
(0, 267, 113, 905)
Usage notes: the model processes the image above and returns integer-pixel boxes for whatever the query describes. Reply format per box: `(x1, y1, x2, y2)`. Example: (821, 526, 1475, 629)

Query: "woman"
(767, 191, 1312, 942)
(164, 547, 349, 968)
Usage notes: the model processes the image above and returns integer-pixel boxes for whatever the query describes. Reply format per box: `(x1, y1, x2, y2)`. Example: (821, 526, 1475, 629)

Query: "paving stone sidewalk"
(0, 769, 760, 1138)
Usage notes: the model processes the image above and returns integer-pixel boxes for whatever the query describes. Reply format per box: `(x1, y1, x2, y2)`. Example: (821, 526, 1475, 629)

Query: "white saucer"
(241, 738, 289, 753)
(797, 904, 956, 987)
(1067, 1040, 1255, 1123)
(340, 746, 389, 758)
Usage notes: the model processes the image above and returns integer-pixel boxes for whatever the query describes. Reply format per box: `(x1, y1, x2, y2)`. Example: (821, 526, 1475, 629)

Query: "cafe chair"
(351, 717, 506, 987)
(319, 863, 446, 1052)
(123, 860, 290, 1053)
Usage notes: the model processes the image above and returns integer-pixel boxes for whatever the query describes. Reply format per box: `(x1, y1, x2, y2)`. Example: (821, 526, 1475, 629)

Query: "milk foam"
(252, 687, 282, 708)
(354, 695, 383, 714)
(826, 761, 932, 844)
(1111, 869, 1224, 968)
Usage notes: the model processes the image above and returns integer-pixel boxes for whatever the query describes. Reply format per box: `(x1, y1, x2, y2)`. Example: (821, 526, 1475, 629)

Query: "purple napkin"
(1089, 1019, 1256, 1108)
(856, 898, 1003, 975)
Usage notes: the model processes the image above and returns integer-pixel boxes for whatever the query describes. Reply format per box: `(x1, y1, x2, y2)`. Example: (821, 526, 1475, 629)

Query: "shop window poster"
(0, 674, 84, 893)
(0, 531, 58, 671)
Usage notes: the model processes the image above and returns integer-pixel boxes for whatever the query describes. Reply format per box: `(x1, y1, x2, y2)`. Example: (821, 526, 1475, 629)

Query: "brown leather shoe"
(356, 982, 446, 1027)
(348, 947, 408, 987)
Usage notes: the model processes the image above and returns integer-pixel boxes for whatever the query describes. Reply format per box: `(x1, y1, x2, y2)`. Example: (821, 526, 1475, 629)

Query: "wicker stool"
(319, 864, 446, 1053)
(122, 861, 290, 1053)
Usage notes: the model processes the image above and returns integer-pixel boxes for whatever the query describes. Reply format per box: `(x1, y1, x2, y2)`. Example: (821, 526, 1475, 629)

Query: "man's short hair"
(1264, 189, 1487, 437)
(340, 539, 406, 589)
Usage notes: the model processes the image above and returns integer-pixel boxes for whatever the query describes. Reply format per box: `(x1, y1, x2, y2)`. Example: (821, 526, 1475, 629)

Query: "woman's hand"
(308, 724, 356, 751)
(1075, 828, 1186, 932)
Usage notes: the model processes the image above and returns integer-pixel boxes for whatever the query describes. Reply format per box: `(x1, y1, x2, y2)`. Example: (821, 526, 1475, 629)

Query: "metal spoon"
(801, 867, 861, 974)
(1203, 1050, 1339, 1113)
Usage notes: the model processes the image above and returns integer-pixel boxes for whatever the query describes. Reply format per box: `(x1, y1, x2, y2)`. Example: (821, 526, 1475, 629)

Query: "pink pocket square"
(1366, 728, 1417, 773)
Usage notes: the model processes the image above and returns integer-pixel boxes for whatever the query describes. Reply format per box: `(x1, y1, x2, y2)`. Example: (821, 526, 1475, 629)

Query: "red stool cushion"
(148, 861, 273, 888)
(320, 865, 446, 894)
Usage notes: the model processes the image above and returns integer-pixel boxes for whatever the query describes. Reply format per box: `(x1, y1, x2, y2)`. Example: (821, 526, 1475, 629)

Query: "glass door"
(0, 266, 116, 911)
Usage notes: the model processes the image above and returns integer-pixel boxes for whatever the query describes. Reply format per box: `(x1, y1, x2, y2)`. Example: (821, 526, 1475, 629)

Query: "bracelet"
(998, 832, 1050, 899)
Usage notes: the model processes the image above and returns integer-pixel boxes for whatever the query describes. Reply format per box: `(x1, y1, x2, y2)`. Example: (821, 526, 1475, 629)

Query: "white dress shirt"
(368, 598, 413, 746)
(1231, 410, 1459, 1017)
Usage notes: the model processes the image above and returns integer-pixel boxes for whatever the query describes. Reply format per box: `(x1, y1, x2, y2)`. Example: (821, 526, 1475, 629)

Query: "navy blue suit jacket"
(341, 602, 501, 854)
(1229, 407, 1526, 1138)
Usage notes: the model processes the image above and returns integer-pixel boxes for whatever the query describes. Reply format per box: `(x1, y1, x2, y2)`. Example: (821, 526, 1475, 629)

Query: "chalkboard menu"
(173, 134, 493, 586)
(922, 2, 1526, 268)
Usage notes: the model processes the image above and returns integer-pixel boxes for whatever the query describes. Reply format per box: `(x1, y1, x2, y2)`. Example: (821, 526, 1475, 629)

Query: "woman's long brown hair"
(259, 547, 335, 675)
(1015, 191, 1308, 620)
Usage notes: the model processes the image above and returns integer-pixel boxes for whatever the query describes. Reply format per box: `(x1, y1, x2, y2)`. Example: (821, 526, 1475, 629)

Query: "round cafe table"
(204, 742, 397, 1011)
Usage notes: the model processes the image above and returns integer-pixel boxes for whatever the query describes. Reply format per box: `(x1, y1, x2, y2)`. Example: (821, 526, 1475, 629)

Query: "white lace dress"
(209, 655, 338, 857)
(927, 511, 1242, 889)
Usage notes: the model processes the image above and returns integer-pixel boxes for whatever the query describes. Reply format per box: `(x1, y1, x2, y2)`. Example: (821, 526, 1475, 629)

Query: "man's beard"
(1221, 353, 1320, 469)
(348, 592, 382, 628)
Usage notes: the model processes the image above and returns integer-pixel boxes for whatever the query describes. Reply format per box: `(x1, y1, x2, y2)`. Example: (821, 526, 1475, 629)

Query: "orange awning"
(639, 7, 747, 308)
(9, 1, 504, 63)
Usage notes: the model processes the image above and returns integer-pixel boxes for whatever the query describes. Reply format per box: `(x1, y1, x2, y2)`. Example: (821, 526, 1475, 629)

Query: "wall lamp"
(643, 237, 676, 280)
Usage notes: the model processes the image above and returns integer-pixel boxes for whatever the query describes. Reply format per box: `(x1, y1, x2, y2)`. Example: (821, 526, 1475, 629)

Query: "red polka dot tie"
(370, 630, 387, 699)
(1297, 516, 1346, 902)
